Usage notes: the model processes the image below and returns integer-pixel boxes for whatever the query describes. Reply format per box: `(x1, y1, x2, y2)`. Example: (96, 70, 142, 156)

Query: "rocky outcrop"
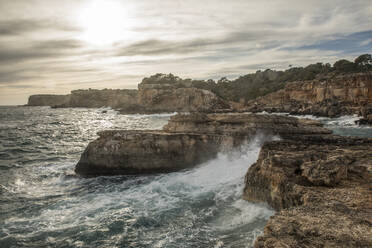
(75, 113, 330, 176)
(164, 113, 330, 137)
(62, 89, 138, 109)
(75, 130, 223, 176)
(247, 73, 372, 120)
(243, 135, 372, 247)
(137, 85, 229, 113)
(27, 74, 231, 113)
(27, 94, 70, 106)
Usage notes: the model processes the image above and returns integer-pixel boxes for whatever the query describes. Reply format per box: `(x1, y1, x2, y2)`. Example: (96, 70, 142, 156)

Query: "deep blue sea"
(0, 106, 371, 248)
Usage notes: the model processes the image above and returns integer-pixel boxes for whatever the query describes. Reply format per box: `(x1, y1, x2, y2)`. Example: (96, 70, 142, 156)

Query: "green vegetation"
(141, 54, 372, 102)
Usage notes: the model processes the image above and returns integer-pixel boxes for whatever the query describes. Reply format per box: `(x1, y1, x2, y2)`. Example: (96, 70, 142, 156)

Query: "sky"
(0, 0, 371, 105)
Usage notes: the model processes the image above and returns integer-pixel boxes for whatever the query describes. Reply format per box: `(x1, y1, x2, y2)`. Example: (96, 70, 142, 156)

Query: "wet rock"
(75, 113, 330, 176)
(243, 135, 372, 247)
(75, 130, 223, 176)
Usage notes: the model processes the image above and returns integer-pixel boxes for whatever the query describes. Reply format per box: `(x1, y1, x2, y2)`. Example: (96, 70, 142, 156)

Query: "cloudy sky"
(0, 0, 371, 105)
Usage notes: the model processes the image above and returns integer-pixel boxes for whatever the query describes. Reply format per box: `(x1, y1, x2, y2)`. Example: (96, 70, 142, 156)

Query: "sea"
(0, 106, 371, 248)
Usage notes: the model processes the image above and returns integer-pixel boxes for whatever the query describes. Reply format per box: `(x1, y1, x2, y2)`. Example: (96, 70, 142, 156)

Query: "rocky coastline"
(75, 113, 330, 176)
(29, 71, 372, 246)
(26, 75, 230, 114)
(245, 135, 372, 247)
(75, 112, 371, 247)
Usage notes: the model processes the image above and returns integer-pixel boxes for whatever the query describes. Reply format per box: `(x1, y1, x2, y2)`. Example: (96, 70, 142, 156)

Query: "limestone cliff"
(27, 78, 230, 113)
(27, 94, 70, 106)
(137, 82, 230, 113)
(247, 73, 372, 120)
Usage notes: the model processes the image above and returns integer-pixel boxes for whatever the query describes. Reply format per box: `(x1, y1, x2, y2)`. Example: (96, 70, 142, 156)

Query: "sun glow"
(79, 0, 128, 45)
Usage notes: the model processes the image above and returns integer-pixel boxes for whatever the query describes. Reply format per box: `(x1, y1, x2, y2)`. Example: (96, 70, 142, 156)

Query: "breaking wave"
(0, 107, 273, 248)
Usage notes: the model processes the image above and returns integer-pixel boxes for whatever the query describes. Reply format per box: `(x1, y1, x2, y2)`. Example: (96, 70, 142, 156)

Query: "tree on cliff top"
(354, 54, 372, 71)
(143, 54, 371, 103)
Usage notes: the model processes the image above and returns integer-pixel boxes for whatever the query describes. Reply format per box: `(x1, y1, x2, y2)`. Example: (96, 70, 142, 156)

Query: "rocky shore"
(75, 113, 330, 176)
(75, 112, 371, 247)
(245, 135, 372, 247)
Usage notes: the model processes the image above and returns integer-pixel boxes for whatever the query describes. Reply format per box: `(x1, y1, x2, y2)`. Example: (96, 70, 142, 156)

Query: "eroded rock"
(243, 135, 372, 247)
(75, 130, 223, 176)
(75, 113, 330, 176)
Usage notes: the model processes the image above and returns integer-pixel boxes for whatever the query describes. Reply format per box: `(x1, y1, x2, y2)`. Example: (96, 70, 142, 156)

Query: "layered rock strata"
(75, 113, 330, 176)
(247, 73, 372, 120)
(243, 135, 372, 247)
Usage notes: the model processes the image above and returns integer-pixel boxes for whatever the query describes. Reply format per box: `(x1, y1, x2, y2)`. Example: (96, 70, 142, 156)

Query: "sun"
(79, 0, 127, 45)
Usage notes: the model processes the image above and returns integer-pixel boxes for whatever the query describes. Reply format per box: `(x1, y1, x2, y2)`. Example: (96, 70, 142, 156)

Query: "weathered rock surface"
(246, 73, 372, 120)
(164, 113, 331, 137)
(137, 85, 229, 113)
(243, 135, 372, 247)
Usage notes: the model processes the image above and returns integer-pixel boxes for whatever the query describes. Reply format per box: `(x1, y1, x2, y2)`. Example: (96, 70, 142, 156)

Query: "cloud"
(0, 0, 372, 105)
(0, 39, 84, 64)
(0, 19, 80, 36)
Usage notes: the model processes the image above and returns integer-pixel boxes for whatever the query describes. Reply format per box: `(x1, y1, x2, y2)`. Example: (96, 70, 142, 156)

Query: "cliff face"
(244, 135, 372, 247)
(247, 73, 372, 119)
(27, 83, 230, 113)
(137, 83, 230, 113)
(27, 94, 70, 106)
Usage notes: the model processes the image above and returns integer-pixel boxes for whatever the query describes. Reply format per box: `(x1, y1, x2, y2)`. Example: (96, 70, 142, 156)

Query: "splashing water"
(0, 106, 274, 248)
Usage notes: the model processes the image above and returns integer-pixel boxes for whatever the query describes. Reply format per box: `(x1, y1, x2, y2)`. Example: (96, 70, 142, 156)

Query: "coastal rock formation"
(247, 73, 372, 120)
(75, 113, 330, 176)
(27, 74, 231, 113)
(243, 135, 372, 247)
(137, 84, 229, 113)
(65, 89, 138, 109)
(75, 130, 223, 176)
(164, 113, 330, 137)
(27, 94, 70, 106)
